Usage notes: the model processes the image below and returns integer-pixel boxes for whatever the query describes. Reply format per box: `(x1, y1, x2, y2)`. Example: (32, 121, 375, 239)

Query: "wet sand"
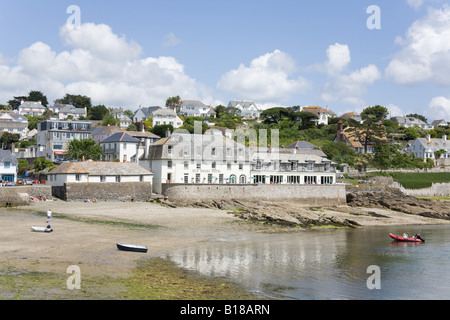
(1, 199, 449, 299)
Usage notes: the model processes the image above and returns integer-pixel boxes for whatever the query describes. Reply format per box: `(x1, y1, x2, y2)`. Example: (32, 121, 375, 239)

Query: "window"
(168, 160, 172, 169)
(212, 162, 216, 169)
(219, 174, 224, 184)
(168, 146, 172, 154)
(208, 174, 213, 184)
(115, 176, 120, 182)
(227, 163, 231, 170)
(195, 174, 201, 183)
(197, 162, 201, 169)
(75, 174, 80, 181)
(184, 174, 189, 184)
(239, 163, 243, 170)
(4, 162, 10, 169)
(184, 161, 189, 169)
(100, 176, 106, 183)
(211, 148, 216, 156)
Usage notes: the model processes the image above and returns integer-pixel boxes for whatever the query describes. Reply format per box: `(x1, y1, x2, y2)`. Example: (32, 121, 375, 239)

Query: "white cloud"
(60, 23, 142, 62)
(425, 96, 450, 120)
(385, 5, 450, 86)
(217, 50, 311, 103)
(320, 43, 381, 107)
(406, 0, 424, 10)
(162, 33, 181, 48)
(406, 0, 443, 10)
(325, 43, 351, 76)
(0, 22, 208, 108)
(387, 104, 405, 117)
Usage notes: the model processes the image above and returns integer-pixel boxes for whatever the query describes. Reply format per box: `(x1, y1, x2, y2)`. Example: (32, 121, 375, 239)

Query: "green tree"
(165, 96, 182, 112)
(8, 96, 28, 109)
(126, 123, 137, 131)
(27, 90, 49, 107)
(55, 94, 92, 114)
(151, 124, 174, 137)
(91, 105, 109, 120)
(0, 132, 20, 150)
(67, 138, 103, 161)
(403, 127, 420, 140)
(18, 159, 32, 175)
(294, 111, 319, 129)
(406, 113, 427, 123)
(214, 105, 227, 117)
(24, 115, 45, 130)
(260, 107, 290, 125)
(350, 105, 388, 153)
(124, 110, 134, 117)
(34, 157, 54, 172)
(102, 113, 117, 126)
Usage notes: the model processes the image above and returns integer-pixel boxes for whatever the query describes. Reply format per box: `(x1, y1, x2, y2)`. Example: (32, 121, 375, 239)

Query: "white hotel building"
(141, 130, 337, 194)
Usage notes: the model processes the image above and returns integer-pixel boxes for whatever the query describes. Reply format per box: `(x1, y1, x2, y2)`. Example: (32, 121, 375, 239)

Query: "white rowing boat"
(31, 226, 53, 233)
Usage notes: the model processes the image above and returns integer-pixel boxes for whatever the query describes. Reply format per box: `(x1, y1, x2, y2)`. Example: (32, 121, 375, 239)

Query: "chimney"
(165, 128, 171, 138)
(426, 134, 431, 142)
(443, 135, 447, 142)
(144, 138, 150, 159)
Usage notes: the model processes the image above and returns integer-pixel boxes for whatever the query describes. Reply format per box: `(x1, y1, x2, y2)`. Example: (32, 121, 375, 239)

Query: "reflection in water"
(162, 225, 450, 300)
(163, 231, 347, 299)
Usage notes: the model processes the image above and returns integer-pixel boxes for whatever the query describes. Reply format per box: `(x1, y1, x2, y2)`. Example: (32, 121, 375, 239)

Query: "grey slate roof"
(49, 161, 153, 175)
(135, 106, 161, 117)
(288, 141, 316, 149)
(0, 150, 18, 165)
(100, 132, 140, 144)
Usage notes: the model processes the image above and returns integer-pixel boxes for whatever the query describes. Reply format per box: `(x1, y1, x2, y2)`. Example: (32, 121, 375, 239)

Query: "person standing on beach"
(46, 209, 52, 224)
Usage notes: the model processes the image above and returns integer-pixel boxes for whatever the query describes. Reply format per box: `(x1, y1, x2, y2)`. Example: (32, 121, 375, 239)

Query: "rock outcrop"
(346, 187, 450, 220)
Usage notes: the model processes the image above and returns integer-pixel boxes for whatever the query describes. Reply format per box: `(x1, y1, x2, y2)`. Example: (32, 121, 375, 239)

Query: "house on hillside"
(118, 115, 132, 129)
(133, 106, 161, 122)
(152, 108, 183, 128)
(0, 111, 28, 138)
(406, 134, 449, 165)
(17, 100, 47, 116)
(53, 104, 87, 120)
(0, 150, 18, 184)
(334, 120, 385, 154)
(180, 100, 215, 118)
(36, 120, 92, 162)
(340, 112, 363, 124)
(227, 101, 260, 119)
(301, 106, 336, 125)
(91, 126, 122, 143)
(391, 116, 434, 130)
(431, 119, 448, 127)
(100, 132, 140, 163)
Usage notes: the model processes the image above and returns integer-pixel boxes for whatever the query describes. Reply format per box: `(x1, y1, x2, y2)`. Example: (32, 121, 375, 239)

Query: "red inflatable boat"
(389, 233, 424, 243)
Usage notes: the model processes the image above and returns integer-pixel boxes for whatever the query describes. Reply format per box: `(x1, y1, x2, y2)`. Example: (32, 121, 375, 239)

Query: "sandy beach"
(1, 199, 449, 299)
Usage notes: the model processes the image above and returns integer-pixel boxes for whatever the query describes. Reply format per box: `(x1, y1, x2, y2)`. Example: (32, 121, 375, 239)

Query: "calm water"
(162, 225, 450, 300)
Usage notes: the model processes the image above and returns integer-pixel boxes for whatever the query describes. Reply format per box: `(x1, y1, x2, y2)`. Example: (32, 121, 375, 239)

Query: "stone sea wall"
(53, 182, 153, 202)
(0, 186, 52, 206)
(162, 183, 347, 206)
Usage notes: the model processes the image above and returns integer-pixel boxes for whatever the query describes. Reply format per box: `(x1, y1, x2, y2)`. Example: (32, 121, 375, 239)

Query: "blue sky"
(1, 0, 450, 121)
